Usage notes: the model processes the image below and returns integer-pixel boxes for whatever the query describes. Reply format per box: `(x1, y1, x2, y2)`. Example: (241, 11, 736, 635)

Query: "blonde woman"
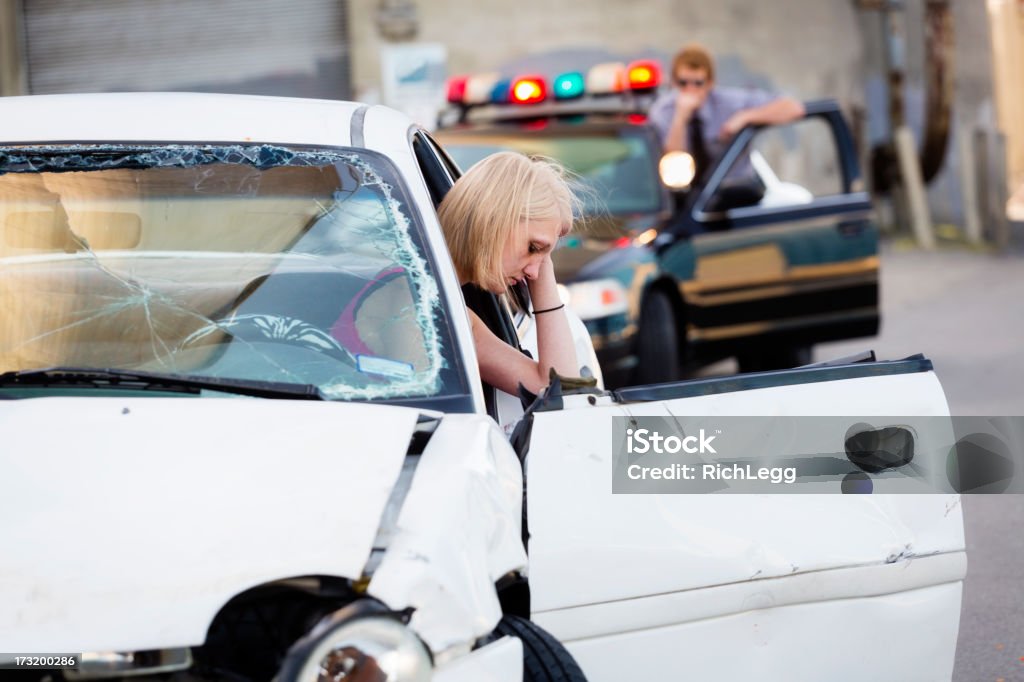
(438, 151, 580, 395)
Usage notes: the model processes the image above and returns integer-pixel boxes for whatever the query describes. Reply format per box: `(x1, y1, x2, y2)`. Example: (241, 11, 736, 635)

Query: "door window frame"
(690, 100, 867, 227)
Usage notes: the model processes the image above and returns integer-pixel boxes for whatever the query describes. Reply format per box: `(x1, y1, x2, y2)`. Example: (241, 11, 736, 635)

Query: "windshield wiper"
(0, 367, 327, 400)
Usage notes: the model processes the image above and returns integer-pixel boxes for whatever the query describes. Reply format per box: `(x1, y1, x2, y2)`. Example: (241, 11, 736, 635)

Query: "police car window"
(706, 118, 842, 213)
(440, 128, 661, 216)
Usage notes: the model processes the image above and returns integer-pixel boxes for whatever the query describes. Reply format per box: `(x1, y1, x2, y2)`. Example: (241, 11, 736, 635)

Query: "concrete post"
(957, 125, 983, 245)
(974, 127, 1014, 251)
(990, 131, 1012, 251)
(895, 125, 936, 249)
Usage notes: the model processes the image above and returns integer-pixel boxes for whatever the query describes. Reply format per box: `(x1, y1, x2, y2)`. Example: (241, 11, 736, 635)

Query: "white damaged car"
(0, 94, 965, 681)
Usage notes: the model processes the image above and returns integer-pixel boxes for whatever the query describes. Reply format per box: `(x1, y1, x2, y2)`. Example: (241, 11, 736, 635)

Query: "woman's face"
(498, 216, 568, 291)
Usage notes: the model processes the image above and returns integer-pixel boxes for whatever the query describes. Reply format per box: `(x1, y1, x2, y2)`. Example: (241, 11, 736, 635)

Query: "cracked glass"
(0, 145, 459, 400)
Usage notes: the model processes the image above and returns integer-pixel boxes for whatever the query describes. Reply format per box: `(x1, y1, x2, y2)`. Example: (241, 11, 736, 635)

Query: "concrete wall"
(351, 0, 1001, 234)
(0, 0, 26, 96)
(3, 0, 1003, 233)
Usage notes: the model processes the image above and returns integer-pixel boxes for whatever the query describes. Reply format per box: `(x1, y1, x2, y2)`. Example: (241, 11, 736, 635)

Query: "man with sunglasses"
(649, 43, 805, 185)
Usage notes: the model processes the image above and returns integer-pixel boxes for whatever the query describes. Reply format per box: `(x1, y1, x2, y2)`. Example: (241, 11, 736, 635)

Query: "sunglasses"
(676, 78, 706, 88)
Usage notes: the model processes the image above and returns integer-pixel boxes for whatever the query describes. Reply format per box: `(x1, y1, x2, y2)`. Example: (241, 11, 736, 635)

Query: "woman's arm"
(472, 256, 578, 396)
(527, 254, 578, 381)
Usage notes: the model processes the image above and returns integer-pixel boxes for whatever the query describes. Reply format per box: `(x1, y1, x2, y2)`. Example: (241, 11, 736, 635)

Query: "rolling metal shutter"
(23, 0, 350, 99)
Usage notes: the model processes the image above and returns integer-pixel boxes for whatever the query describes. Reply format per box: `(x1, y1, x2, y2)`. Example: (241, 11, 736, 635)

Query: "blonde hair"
(438, 151, 579, 293)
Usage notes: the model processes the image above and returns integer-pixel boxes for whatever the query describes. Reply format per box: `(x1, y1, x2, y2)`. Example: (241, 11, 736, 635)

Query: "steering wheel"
(180, 313, 358, 365)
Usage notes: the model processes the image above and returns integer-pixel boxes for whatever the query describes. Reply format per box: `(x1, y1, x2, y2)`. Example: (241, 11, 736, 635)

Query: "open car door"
(522, 357, 964, 681)
(661, 100, 879, 369)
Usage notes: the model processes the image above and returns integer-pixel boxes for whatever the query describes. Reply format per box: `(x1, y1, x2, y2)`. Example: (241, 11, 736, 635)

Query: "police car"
(435, 62, 879, 387)
(0, 93, 963, 681)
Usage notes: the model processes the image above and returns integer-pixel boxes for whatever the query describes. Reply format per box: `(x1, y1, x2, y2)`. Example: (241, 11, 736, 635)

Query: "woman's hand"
(471, 252, 579, 396)
(526, 254, 562, 311)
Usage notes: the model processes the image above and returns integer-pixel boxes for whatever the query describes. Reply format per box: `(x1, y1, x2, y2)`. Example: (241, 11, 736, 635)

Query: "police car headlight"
(659, 151, 696, 189)
(564, 278, 629, 320)
(280, 605, 431, 682)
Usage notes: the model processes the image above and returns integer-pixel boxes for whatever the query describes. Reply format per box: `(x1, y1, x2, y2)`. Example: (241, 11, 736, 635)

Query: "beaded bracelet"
(533, 303, 565, 314)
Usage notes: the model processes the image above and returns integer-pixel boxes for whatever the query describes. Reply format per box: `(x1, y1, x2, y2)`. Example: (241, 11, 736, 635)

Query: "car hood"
(553, 213, 660, 282)
(0, 396, 419, 653)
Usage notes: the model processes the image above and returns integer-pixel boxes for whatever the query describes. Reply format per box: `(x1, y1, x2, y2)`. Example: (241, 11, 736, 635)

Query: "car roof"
(0, 92, 415, 150)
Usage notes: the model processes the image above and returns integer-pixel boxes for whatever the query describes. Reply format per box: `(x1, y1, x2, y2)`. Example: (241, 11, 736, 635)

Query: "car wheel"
(634, 289, 680, 385)
(738, 345, 813, 373)
(495, 614, 588, 682)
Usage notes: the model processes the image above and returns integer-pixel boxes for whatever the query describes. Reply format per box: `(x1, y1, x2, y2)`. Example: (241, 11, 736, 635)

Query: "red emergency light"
(446, 75, 469, 104)
(511, 76, 547, 105)
(627, 60, 661, 91)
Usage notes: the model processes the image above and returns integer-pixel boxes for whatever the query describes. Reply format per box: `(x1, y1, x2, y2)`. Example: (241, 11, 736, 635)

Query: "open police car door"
(519, 357, 965, 681)
(661, 100, 879, 370)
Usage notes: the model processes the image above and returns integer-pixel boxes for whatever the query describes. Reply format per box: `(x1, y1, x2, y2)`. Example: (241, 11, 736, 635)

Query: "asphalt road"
(816, 243, 1024, 682)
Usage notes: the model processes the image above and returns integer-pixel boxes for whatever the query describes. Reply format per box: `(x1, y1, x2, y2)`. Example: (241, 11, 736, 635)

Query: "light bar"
(553, 71, 585, 100)
(446, 75, 469, 104)
(490, 78, 513, 104)
(511, 75, 547, 104)
(451, 59, 661, 111)
(627, 60, 661, 91)
(464, 72, 501, 105)
(586, 62, 627, 95)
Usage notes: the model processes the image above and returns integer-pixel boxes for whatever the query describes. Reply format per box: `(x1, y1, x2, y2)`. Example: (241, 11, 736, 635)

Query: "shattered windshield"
(0, 145, 461, 401)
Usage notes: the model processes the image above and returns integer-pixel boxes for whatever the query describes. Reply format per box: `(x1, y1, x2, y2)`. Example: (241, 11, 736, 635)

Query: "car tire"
(495, 614, 588, 682)
(738, 345, 813, 373)
(634, 289, 680, 385)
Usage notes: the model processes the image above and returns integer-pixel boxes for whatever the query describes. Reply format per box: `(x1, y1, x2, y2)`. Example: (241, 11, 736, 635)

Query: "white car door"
(523, 357, 965, 681)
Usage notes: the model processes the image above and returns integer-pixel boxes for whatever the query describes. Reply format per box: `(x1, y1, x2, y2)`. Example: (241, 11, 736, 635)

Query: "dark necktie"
(688, 115, 710, 182)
